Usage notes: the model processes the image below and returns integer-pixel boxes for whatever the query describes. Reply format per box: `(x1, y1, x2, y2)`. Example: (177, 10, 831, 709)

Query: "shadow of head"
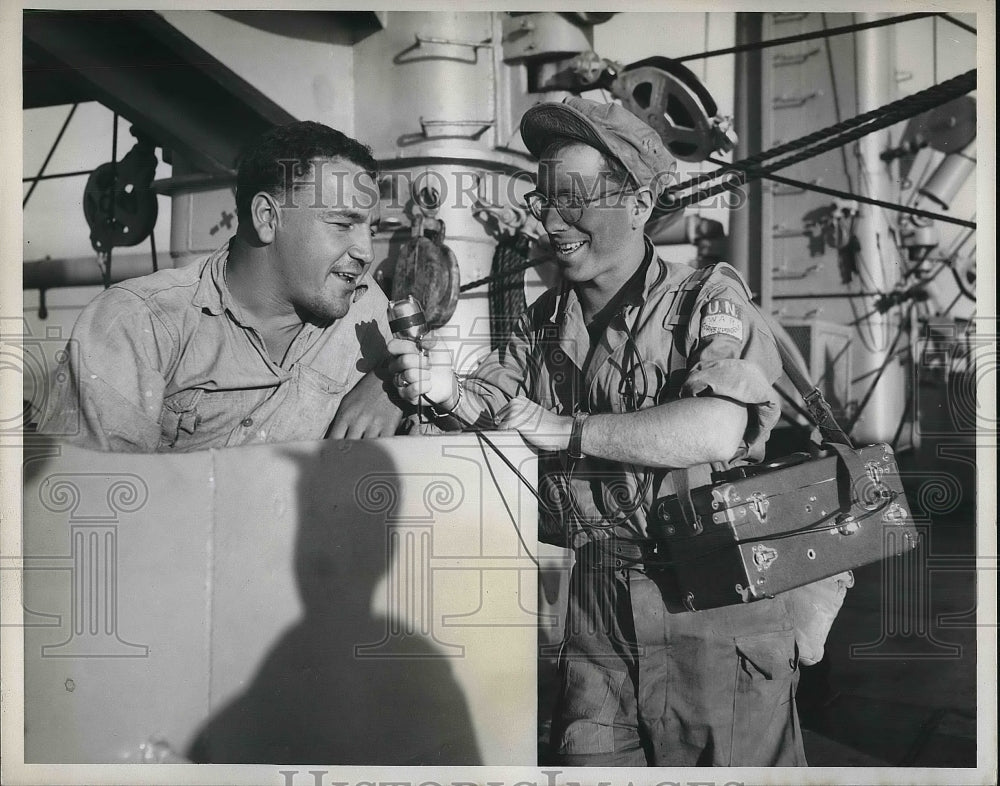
(187, 440, 481, 765)
(292, 441, 392, 620)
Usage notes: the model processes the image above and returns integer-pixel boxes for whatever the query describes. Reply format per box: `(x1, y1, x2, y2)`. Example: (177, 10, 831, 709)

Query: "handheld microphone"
(388, 296, 552, 547)
(387, 295, 429, 349)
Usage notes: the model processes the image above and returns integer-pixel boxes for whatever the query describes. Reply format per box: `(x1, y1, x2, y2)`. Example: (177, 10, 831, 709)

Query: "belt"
(576, 537, 658, 571)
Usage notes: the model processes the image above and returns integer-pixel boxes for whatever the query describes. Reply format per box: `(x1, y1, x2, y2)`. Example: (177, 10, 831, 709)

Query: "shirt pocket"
(158, 389, 204, 450)
(194, 388, 269, 448)
(263, 364, 348, 443)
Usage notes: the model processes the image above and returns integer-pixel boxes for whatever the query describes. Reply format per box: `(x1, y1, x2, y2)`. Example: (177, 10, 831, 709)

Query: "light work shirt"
(461, 240, 784, 548)
(39, 241, 393, 452)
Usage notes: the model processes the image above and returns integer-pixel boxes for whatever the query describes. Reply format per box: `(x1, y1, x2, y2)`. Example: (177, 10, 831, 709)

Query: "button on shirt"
(461, 241, 784, 549)
(39, 241, 393, 452)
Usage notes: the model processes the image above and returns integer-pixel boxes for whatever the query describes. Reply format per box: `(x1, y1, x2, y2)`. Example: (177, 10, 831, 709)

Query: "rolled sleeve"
(461, 306, 543, 423)
(679, 267, 783, 461)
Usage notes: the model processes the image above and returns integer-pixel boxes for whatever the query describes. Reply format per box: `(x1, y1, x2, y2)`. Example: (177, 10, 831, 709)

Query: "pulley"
(390, 181, 460, 328)
(885, 96, 976, 176)
(611, 56, 737, 162)
(83, 133, 159, 253)
(915, 96, 976, 153)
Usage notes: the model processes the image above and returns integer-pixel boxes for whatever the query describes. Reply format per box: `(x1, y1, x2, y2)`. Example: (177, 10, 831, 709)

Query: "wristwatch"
(568, 411, 589, 460)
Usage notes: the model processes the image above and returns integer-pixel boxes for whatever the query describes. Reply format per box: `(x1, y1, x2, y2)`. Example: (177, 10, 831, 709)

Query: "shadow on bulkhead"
(187, 441, 481, 765)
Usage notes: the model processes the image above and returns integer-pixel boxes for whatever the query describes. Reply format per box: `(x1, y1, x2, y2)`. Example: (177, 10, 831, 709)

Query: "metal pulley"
(390, 182, 460, 328)
(916, 96, 976, 153)
(83, 133, 159, 252)
(610, 56, 737, 162)
(884, 96, 976, 181)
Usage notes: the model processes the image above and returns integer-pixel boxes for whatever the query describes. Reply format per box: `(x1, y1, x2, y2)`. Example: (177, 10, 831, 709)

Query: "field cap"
(521, 97, 676, 196)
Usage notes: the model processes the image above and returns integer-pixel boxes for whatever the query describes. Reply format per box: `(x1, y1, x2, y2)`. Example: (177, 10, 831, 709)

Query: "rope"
(821, 13, 855, 194)
(845, 302, 914, 433)
(675, 12, 934, 63)
(486, 234, 531, 350)
(666, 69, 976, 195)
(460, 251, 536, 294)
(659, 70, 976, 212)
(458, 71, 976, 295)
(939, 13, 976, 35)
(24, 103, 78, 208)
(705, 157, 977, 229)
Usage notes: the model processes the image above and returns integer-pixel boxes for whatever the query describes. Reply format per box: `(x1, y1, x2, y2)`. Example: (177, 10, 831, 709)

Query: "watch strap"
(568, 411, 589, 460)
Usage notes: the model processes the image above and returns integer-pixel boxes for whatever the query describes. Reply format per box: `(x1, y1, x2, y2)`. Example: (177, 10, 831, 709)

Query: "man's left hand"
(494, 396, 572, 452)
(328, 370, 404, 439)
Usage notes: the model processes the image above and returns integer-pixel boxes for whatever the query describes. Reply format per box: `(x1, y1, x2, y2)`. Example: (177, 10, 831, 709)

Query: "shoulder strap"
(766, 320, 854, 447)
(694, 263, 854, 447)
(662, 263, 716, 328)
(714, 264, 854, 447)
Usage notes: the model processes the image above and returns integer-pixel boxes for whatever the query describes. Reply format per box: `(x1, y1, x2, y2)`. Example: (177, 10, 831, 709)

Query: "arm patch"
(700, 298, 744, 341)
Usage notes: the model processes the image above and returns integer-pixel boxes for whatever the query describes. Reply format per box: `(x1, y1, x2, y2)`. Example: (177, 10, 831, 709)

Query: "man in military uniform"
(387, 98, 807, 766)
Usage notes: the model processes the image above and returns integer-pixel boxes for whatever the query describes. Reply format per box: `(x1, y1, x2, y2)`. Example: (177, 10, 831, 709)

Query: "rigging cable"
(938, 13, 976, 35)
(674, 12, 935, 63)
(821, 12, 856, 193)
(704, 157, 976, 228)
(24, 103, 78, 209)
(458, 72, 976, 296)
(846, 302, 916, 432)
(659, 69, 976, 208)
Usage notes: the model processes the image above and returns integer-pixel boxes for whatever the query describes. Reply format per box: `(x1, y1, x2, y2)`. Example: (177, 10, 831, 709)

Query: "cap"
(520, 97, 677, 196)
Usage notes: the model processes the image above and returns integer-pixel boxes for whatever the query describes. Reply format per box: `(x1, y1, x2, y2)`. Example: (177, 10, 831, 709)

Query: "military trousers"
(548, 540, 807, 767)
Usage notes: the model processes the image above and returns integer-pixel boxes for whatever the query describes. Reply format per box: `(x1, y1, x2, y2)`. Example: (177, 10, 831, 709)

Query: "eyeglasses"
(523, 186, 635, 224)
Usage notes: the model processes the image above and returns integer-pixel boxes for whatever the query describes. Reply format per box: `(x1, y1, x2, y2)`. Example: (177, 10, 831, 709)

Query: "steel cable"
(674, 12, 936, 63)
(459, 72, 976, 294)
(659, 70, 976, 212)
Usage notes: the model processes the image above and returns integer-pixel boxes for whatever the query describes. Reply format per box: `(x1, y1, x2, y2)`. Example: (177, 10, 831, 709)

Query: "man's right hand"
(385, 336, 458, 408)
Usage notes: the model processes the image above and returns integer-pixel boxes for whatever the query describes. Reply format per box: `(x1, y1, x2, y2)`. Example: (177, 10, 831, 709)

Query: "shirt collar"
(192, 239, 244, 318)
(550, 235, 663, 323)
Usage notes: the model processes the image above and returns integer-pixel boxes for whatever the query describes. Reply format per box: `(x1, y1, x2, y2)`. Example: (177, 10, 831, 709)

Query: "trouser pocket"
(730, 629, 804, 766)
(552, 659, 627, 755)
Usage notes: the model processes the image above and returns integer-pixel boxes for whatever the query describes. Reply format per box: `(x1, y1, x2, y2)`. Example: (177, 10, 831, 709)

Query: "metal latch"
(752, 543, 778, 571)
(748, 491, 769, 523)
(863, 461, 893, 506)
(865, 461, 884, 486)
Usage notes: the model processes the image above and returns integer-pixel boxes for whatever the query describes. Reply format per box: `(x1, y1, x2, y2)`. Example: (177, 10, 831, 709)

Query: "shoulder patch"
(701, 298, 744, 341)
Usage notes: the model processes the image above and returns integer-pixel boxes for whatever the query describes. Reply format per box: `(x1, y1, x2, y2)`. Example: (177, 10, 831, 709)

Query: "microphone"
(387, 296, 439, 423)
(387, 295, 429, 350)
(388, 295, 550, 539)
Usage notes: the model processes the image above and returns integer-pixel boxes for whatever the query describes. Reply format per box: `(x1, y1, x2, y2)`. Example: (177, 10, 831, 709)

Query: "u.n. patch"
(700, 298, 744, 341)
